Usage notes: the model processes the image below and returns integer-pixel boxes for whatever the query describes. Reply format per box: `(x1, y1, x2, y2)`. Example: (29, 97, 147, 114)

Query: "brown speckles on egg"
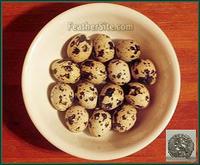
(94, 113, 100, 120)
(103, 103, 113, 110)
(53, 69, 57, 74)
(64, 65, 73, 72)
(129, 85, 142, 96)
(100, 84, 124, 111)
(64, 73, 70, 79)
(89, 96, 94, 101)
(72, 47, 80, 55)
(50, 83, 74, 111)
(58, 95, 63, 104)
(81, 60, 107, 84)
(65, 106, 89, 133)
(130, 44, 140, 54)
(115, 40, 141, 62)
(145, 96, 150, 102)
(137, 76, 154, 85)
(98, 49, 104, 57)
(116, 100, 122, 106)
(68, 114, 76, 125)
(76, 82, 98, 109)
(122, 115, 126, 120)
(108, 41, 114, 49)
(144, 69, 150, 74)
(117, 73, 122, 79)
(51, 60, 80, 84)
(82, 71, 93, 79)
(89, 87, 95, 91)
(92, 34, 114, 62)
(83, 60, 94, 67)
(125, 82, 150, 109)
(67, 34, 92, 63)
(113, 105, 137, 132)
(118, 89, 123, 95)
(79, 91, 85, 97)
(105, 123, 109, 127)
(108, 59, 130, 85)
(58, 85, 64, 92)
(82, 45, 88, 52)
(112, 75, 116, 78)
(100, 70, 106, 74)
(151, 70, 155, 74)
(131, 59, 157, 85)
(88, 110, 111, 137)
(102, 113, 108, 121)
(105, 88, 115, 97)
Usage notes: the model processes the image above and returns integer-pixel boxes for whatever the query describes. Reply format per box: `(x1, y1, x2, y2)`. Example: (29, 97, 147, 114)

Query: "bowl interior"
(22, 3, 180, 160)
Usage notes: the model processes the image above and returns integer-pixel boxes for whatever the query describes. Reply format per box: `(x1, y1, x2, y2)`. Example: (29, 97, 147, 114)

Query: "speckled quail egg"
(88, 110, 112, 137)
(67, 34, 93, 63)
(75, 82, 98, 109)
(113, 104, 137, 132)
(125, 82, 150, 109)
(65, 105, 89, 133)
(50, 83, 74, 111)
(50, 59, 80, 84)
(99, 83, 124, 111)
(131, 59, 157, 85)
(81, 59, 107, 84)
(92, 34, 115, 63)
(115, 40, 141, 62)
(108, 59, 131, 85)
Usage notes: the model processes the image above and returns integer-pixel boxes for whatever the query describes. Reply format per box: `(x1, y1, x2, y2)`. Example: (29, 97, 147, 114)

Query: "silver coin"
(168, 134, 194, 159)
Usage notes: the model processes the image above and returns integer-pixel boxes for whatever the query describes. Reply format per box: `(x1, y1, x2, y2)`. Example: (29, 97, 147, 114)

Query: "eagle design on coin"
(168, 134, 194, 159)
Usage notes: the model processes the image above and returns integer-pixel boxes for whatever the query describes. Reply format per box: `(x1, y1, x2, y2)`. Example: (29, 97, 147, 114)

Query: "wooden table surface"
(2, 2, 198, 163)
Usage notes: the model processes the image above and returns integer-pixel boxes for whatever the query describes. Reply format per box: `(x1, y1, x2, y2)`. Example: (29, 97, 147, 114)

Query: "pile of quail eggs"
(49, 34, 157, 137)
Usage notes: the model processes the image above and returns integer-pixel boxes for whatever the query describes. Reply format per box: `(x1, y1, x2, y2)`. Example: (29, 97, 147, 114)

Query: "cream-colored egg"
(108, 59, 131, 85)
(81, 59, 107, 84)
(125, 82, 150, 109)
(113, 104, 137, 132)
(67, 34, 92, 63)
(115, 40, 141, 62)
(50, 83, 74, 111)
(131, 59, 157, 85)
(50, 59, 80, 84)
(88, 110, 111, 137)
(100, 83, 124, 111)
(65, 105, 89, 132)
(92, 34, 115, 63)
(75, 82, 98, 109)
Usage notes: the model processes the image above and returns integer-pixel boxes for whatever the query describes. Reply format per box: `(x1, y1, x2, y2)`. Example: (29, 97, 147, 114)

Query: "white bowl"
(22, 3, 180, 161)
